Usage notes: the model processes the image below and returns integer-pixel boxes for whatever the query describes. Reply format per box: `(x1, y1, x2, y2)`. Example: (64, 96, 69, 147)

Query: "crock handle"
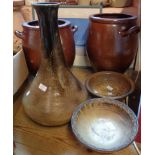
(71, 25, 78, 34)
(119, 26, 140, 37)
(14, 30, 24, 39)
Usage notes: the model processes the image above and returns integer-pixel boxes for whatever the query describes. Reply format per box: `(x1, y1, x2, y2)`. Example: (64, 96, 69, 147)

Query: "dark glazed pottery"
(22, 2, 88, 126)
(87, 13, 140, 72)
(15, 19, 77, 75)
(71, 98, 138, 153)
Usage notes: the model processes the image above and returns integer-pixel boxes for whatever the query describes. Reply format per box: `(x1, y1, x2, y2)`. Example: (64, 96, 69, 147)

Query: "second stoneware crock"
(15, 19, 77, 75)
(86, 13, 140, 73)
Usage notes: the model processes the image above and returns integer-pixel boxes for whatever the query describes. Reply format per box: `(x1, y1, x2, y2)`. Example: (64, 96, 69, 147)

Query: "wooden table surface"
(14, 68, 139, 155)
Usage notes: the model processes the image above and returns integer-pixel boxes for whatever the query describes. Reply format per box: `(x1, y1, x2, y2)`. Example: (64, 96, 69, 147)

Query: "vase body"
(15, 19, 77, 75)
(22, 2, 88, 126)
(87, 13, 140, 73)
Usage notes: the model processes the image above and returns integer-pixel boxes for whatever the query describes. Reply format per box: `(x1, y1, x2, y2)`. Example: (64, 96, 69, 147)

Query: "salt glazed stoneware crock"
(15, 19, 78, 75)
(87, 13, 140, 73)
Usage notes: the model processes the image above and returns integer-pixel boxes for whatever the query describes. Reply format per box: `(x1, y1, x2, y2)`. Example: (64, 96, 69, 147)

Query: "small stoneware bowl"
(71, 98, 138, 153)
(85, 71, 135, 100)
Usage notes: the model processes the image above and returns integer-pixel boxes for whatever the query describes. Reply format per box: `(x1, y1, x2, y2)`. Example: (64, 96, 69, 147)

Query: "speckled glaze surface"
(22, 2, 88, 126)
(85, 71, 135, 100)
(87, 13, 140, 72)
(71, 98, 138, 153)
(15, 19, 77, 75)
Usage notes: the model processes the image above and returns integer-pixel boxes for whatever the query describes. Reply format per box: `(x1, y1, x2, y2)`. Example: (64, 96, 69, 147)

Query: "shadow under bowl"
(71, 98, 138, 153)
(85, 71, 135, 100)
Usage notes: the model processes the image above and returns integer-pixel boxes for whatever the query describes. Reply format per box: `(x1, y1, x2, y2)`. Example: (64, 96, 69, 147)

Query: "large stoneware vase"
(22, 2, 88, 126)
(87, 13, 140, 73)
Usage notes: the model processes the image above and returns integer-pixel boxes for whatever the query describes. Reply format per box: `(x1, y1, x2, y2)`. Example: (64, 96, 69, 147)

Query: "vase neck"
(33, 3, 66, 67)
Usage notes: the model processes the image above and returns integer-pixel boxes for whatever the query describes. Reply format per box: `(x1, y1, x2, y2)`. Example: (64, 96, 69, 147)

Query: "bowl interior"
(71, 99, 138, 152)
(86, 72, 133, 99)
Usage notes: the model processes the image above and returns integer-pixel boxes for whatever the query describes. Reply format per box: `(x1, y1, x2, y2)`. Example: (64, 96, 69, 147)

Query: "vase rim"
(32, 2, 60, 7)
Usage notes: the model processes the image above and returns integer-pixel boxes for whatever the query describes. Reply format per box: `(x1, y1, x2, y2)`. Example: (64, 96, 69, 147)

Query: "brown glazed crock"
(87, 13, 140, 73)
(15, 19, 77, 75)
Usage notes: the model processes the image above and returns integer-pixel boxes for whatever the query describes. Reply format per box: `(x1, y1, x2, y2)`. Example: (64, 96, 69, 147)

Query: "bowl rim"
(85, 71, 135, 100)
(71, 98, 138, 153)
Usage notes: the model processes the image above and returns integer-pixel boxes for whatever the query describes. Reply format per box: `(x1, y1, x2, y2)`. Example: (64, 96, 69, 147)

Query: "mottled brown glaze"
(15, 19, 77, 75)
(87, 13, 140, 73)
(71, 98, 138, 153)
(85, 71, 135, 100)
(22, 2, 88, 126)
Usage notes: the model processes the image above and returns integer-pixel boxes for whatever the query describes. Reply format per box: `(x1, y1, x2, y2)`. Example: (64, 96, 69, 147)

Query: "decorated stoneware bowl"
(85, 71, 135, 100)
(71, 98, 138, 153)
